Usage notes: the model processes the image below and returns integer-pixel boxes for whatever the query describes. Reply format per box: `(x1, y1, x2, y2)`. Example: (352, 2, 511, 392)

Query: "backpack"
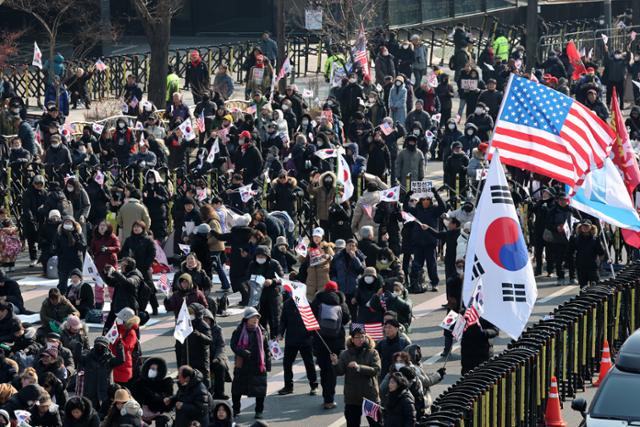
(319, 303, 343, 338)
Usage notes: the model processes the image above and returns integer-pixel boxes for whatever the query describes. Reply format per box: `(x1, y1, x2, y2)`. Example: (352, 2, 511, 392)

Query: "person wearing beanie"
(247, 245, 284, 340)
(22, 174, 48, 268)
(271, 236, 297, 275)
(2, 384, 43, 420)
(330, 238, 365, 320)
(376, 318, 412, 379)
(233, 128, 264, 185)
(79, 337, 124, 412)
(185, 50, 210, 103)
(230, 308, 271, 419)
(130, 357, 174, 426)
(310, 281, 351, 409)
(60, 314, 89, 367)
(298, 226, 334, 302)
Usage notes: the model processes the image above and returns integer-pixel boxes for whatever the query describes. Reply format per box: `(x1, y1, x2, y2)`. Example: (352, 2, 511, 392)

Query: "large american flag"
(354, 24, 370, 79)
(491, 74, 615, 189)
(351, 322, 384, 341)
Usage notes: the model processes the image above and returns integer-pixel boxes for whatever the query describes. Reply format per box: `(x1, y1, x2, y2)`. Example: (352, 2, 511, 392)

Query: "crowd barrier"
(424, 263, 640, 426)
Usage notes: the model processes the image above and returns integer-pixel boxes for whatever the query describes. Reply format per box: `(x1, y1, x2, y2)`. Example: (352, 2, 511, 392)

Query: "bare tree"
(0, 31, 22, 68)
(132, 0, 184, 108)
(288, 0, 384, 48)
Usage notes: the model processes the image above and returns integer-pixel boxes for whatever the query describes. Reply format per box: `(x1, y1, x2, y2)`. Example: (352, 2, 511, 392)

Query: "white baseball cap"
(312, 227, 325, 238)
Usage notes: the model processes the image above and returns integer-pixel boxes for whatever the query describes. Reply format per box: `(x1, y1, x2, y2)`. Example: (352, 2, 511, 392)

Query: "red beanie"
(239, 130, 252, 140)
(478, 142, 489, 153)
(324, 281, 338, 292)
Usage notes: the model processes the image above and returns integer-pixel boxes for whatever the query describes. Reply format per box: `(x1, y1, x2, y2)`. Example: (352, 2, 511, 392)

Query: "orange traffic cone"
(593, 339, 613, 387)
(544, 376, 567, 427)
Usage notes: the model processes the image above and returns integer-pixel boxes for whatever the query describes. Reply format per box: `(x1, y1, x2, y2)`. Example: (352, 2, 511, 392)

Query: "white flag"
(32, 42, 42, 69)
(295, 236, 309, 257)
(174, 299, 193, 344)
(206, 138, 220, 163)
(82, 253, 104, 287)
(178, 118, 197, 141)
(380, 186, 400, 202)
(314, 148, 338, 160)
(238, 184, 256, 203)
(104, 322, 119, 344)
(15, 410, 31, 425)
(337, 153, 354, 202)
(92, 123, 104, 135)
(462, 151, 537, 340)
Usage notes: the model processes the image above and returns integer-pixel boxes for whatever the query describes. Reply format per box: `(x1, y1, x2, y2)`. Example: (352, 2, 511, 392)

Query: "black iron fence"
(424, 264, 640, 426)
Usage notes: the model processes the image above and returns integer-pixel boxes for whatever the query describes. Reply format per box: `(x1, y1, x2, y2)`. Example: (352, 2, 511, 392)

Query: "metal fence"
(424, 264, 640, 426)
(538, 25, 640, 62)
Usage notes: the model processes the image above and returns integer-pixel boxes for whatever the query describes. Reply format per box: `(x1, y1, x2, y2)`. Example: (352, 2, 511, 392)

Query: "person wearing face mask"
(246, 246, 284, 339)
(232, 131, 264, 185)
(309, 172, 337, 234)
(364, 91, 386, 126)
(456, 63, 484, 118)
(570, 220, 606, 288)
(466, 142, 489, 188)
(120, 221, 158, 316)
(230, 308, 271, 419)
(531, 187, 555, 276)
(246, 55, 274, 100)
(63, 178, 91, 228)
(131, 358, 174, 427)
(103, 257, 142, 333)
(89, 221, 119, 308)
(456, 122, 480, 156)
(52, 216, 86, 294)
(108, 307, 141, 386)
(477, 78, 502, 122)
(111, 118, 135, 165)
(129, 139, 158, 169)
(184, 50, 210, 104)
(603, 44, 629, 107)
(374, 47, 396, 85)
(194, 90, 217, 139)
(43, 134, 72, 173)
(444, 141, 469, 198)
(175, 303, 212, 388)
(353, 267, 384, 325)
(141, 170, 169, 241)
(366, 131, 391, 180)
(21, 175, 47, 269)
(339, 73, 364, 134)
(38, 210, 62, 276)
(395, 135, 425, 185)
(369, 281, 412, 332)
(404, 99, 431, 132)
(376, 318, 412, 379)
(8, 136, 32, 165)
(584, 88, 610, 121)
(388, 75, 408, 125)
(544, 192, 576, 285)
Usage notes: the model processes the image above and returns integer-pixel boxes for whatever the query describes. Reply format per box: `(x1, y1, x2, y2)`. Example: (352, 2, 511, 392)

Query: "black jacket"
(62, 397, 100, 427)
(461, 318, 498, 374)
(171, 372, 210, 427)
(279, 296, 313, 346)
(230, 322, 271, 397)
(234, 144, 264, 184)
(176, 308, 212, 381)
(79, 344, 125, 404)
(120, 233, 156, 272)
(354, 275, 384, 323)
(0, 278, 25, 312)
(310, 290, 351, 352)
(131, 357, 174, 413)
(382, 387, 416, 427)
(105, 269, 142, 313)
(376, 333, 412, 377)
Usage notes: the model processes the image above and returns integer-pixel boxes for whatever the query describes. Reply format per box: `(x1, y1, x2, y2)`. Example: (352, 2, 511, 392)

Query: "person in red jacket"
(89, 220, 120, 308)
(109, 307, 140, 386)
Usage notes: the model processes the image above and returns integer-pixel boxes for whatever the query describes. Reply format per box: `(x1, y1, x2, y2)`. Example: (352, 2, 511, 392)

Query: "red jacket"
(90, 232, 120, 275)
(110, 323, 138, 383)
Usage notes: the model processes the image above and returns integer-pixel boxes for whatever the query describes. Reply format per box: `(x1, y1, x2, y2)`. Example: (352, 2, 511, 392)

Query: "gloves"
(437, 367, 446, 378)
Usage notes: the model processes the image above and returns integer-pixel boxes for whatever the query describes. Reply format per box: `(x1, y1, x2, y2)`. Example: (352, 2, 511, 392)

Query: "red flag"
(566, 41, 587, 80)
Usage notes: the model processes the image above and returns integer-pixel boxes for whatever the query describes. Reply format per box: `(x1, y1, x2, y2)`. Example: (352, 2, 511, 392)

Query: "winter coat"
(185, 61, 210, 96)
(330, 250, 365, 295)
(85, 181, 109, 226)
(131, 357, 173, 414)
(299, 241, 334, 301)
(461, 318, 498, 374)
(171, 372, 210, 427)
(310, 290, 351, 351)
(105, 269, 142, 313)
(545, 203, 573, 244)
(120, 233, 156, 272)
(358, 238, 385, 268)
(369, 291, 412, 330)
(177, 310, 212, 382)
(65, 189, 91, 223)
(465, 112, 494, 142)
(0, 278, 24, 313)
(30, 404, 63, 427)
(603, 52, 629, 83)
(234, 144, 264, 184)
(230, 322, 271, 397)
(351, 191, 381, 238)
(375, 55, 396, 84)
(571, 229, 605, 270)
(116, 199, 151, 240)
(354, 275, 384, 323)
(279, 296, 313, 346)
(164, 280, 208, 317)
(65, 281, 95, 319)
(211, 226, 252, 281)
(40, 297, 79, 332)
(52, 224, 86, 271)
(366, 141, 391, 177)
(389, 85, 408, 124)
(376, 334, 412, 378)
(63, 397, 100, 427)
(22, 186, 47, 229)
(334, 335, 381, 405)
(79, 344, 124, 405)
(60, 328, 89, 367)
(44, 145, 72, 169)
(408, 194, 446, 248)
(267, 177, 300, 217)
(2, 384, 42, 420)
(101, 399, 143, 427)
(405, 109, 432, 132)
(205, 211, 225, 253)
(110, 323, 139, 383)
(467, 148, 487, 180)
(172, 263, 213, 294)
(477, 89, 503, 121)
(142, 183, 169, 226)
(309, 172, 337, 221)
(395, 148, 425, 182)
(90, 228, 120, 278)
(383, 387, 416, 427)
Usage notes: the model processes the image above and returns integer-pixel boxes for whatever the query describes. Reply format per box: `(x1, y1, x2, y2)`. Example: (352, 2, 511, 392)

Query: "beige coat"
(116, 198, 151, 240)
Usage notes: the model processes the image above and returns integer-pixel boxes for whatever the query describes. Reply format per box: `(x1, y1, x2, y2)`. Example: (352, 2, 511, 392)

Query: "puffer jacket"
(334, 335, 381, 406)
(330, 249, 365, 296)
(351, 191, 381, 238)
(309, 172, 336, 221)
(131, 357, 174, 414)
(395, 147, 425, 183)
(299, 241, 334, 301)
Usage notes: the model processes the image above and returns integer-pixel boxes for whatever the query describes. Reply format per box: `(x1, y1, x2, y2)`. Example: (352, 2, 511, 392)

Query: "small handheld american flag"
(158, 273, 170, 296)
(351, 322, 384, 341)
(196, 111, 206, 133)
(362, 398, 381, 422)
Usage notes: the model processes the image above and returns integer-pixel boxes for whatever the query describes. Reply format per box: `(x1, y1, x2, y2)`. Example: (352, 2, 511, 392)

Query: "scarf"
(237, 323, 266, 373)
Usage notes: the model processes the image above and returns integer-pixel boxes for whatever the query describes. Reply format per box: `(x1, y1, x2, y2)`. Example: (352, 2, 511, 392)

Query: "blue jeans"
(212, 251, 231, 289)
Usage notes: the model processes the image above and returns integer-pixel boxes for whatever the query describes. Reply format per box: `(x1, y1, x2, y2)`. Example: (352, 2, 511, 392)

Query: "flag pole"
(314, 330, 333, 354)
(600, 227, 616, 279)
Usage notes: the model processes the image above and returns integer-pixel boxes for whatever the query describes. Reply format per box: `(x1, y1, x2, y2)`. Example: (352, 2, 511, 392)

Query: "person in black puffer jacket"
(310, 283, 351, 409)
(63, 396, 101, 427)
(103, 257, 142, 332)
(375, 318, 412, 378)
(570, 220, 605, 288)
(171, 254, 213, 295)
(267, 172, 301, 218)
(202, 308, 230, 400)
(79, 336, 124, 413)
(1, 383, 42, 420)
(176, 303, 212, 388)
(382, 372, 416, 427)
(167, 366, 211, 427)
(247, 246, 284, 339)
(131, 357, 173, 427)
(29, 391, 62, 427)
(544, 193, 575, 284)
(354, 268, 384, 324)
(460, 318, 498, 375)
(119, 221, 158, 316)
(141, 170, 170, 241)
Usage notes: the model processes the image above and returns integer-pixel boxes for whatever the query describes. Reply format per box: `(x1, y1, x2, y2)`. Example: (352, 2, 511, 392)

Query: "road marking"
(413, 294, 447, 318)
(327, 416, 346, 427)
(538, 286, 578, 304)
(425, 344, 460, 365)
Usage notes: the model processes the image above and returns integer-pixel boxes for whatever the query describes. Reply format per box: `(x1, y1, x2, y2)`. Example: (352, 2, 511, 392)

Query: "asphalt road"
(7, 159, 606, 427)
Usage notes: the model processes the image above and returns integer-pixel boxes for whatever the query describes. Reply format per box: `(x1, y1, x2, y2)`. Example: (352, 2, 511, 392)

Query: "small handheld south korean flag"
(206, 138, 220, 163)
(32, 42, 42, 69)
(439, 310, 459, 331)
(380, 186, 400, 203)
(157, 273, 170, 296)
(174, 299, 193, 344)
(92, 122, 104, 135)
(104, 322, 119, 344)
(238, 184, 256, 203)
(178, 118, 196, 141)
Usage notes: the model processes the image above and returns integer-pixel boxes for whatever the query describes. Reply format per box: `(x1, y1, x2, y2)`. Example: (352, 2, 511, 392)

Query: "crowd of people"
(0, 18, 633, 426)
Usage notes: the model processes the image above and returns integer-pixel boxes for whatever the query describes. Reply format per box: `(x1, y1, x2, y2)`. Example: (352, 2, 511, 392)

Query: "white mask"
(466, 129, 474, 136)
(364, 276, 375, 284)
(118, 122, 125, 129)
(475, 108, 484, 115)
(395, 81, 402, 87)
(148, 369, 158, 379)
(302, 119, 309, 125)
(394, 362, 405, 371)
(51, 143, 60, 148)
(282, 105, 289, 111)
(457, 268, 464, 275)
(67, 186, 74, 192)
(349, 78, 357, 84)
(116, 318, 124, 325)
(63, 223, 73, 231)
(448, 124, 456, 130)
(189, 314, 196, 320)
(256, 257, 267, 264)
(413, 130, 420, 136)
(148, 178, 155, 185)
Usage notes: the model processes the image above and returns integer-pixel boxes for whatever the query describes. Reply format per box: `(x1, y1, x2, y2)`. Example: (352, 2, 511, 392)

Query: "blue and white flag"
(569, 157, 640, 231)
(463, 150, 537, 340)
